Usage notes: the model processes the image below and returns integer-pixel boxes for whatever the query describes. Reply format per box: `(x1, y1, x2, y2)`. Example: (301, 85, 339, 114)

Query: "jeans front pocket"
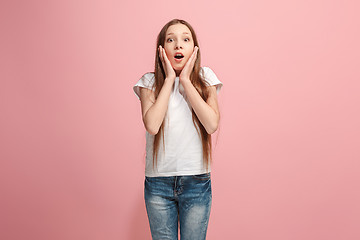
(191, 172, 211, 181)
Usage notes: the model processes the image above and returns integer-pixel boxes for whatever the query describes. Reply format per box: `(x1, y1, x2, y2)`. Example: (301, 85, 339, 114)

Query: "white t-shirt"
(133, 66, 223, 177)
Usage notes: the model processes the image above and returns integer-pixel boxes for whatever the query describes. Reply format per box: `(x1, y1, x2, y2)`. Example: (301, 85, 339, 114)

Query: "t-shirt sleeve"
(201, 66, 223, 95)
(133, 72, 155, 100)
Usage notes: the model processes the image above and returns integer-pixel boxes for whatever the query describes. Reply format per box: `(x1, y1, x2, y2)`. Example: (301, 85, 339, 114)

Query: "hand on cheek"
(159, 45, 176, 79)
(179, 46, 198, 82)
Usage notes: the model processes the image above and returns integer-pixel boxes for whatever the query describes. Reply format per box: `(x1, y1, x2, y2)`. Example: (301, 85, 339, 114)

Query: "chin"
(174, 68, 184, 74)
(172, 65, 182, 71)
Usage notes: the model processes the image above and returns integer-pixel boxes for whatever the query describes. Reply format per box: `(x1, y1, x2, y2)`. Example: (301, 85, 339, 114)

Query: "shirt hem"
(145, 169, 211, 177)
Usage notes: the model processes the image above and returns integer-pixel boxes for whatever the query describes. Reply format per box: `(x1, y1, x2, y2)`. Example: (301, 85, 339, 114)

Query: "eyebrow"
(167, 32, 190, 36)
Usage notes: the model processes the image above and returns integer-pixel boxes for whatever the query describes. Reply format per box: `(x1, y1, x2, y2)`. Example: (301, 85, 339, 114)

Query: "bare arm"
(181, 80, 220, 134)
(139, 77, 175, 135)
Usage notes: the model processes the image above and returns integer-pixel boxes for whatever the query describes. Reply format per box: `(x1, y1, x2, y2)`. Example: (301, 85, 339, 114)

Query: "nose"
(175, 42, 183, 50)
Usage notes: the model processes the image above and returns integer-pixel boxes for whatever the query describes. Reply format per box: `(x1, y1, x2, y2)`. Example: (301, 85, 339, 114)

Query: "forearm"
(181, 80, 219, 134)
(143, 77, 175, 135)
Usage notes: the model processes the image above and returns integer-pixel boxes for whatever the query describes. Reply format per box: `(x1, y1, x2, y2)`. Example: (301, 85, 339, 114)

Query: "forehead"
(166, 24, 192, 36)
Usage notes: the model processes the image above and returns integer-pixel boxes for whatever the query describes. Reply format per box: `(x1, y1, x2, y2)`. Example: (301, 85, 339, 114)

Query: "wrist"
(179, 77, 191, 83)
(165, 76, 176, 82)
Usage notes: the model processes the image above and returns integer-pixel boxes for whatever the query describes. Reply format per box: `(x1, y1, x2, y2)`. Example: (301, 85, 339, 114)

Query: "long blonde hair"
(151, 19, 212, 172)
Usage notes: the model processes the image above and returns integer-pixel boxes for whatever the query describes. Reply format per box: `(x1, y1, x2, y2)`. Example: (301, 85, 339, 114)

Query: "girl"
(133, 19, 223, 240)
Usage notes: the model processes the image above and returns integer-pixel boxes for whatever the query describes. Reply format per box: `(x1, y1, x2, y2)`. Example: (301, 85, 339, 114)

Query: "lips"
(174, 52, 184, 59)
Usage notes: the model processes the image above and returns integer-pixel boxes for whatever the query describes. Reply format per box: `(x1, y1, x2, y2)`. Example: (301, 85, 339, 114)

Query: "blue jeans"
(144, 172, 212, 240)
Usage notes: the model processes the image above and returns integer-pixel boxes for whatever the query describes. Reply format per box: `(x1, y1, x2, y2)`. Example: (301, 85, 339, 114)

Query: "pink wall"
(1, 0, 359, 239)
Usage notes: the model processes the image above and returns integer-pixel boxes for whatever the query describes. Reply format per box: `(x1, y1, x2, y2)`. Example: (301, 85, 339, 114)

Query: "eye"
(167, 38, 173, 42)
(184, 38, 190, 42)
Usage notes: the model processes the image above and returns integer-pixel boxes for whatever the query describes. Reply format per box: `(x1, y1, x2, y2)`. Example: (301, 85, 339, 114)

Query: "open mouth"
(174, 53, 184, 59)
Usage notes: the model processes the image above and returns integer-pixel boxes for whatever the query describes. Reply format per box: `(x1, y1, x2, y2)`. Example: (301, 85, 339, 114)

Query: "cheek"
(186, 52, 193, 60)
(164, 49, 171, 58)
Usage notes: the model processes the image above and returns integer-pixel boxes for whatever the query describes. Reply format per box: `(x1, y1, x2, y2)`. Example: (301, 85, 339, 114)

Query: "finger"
(162, 49, 171, 73)
(163, 48, 171, 65)
(192, 46, 198, 59)
(160, 47, 165, 66)
(163, 48, 168, 61)
(190, 46, 198, 65)
(186, 46, 197, 65)
(185, 46, 197, 68)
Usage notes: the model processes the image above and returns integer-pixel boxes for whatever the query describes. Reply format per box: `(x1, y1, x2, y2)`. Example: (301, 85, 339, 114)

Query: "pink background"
(1, 0, 359, 239)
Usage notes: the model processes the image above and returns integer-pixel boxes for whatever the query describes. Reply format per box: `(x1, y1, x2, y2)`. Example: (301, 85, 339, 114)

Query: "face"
(164, 23, 195, 75)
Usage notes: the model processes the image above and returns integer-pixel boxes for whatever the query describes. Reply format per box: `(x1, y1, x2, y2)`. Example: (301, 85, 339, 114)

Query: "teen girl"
(133, 19, 223, 240)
